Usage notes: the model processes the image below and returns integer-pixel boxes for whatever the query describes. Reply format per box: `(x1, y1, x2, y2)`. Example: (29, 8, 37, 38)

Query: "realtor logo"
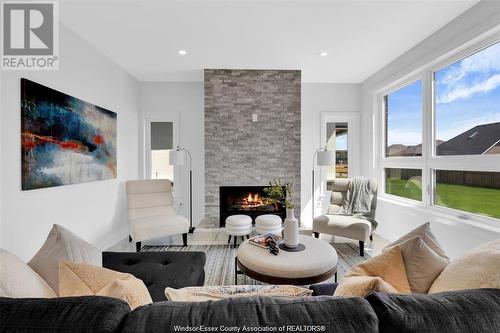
(1, 1, 58, 70)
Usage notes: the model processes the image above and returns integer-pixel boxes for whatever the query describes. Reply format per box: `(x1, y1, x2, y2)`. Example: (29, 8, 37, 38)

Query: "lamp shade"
(169, 149, 185, 165)
(316, 150, 335, 166)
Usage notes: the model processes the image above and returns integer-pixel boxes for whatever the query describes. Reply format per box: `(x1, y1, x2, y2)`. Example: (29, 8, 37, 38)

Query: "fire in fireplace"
(219, 186, 285, 227)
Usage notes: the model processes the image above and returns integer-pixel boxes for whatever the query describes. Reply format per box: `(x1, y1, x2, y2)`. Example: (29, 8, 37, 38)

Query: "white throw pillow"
(0, 249, 56, 298)
(28, 224, 102, 294)
(429, 239, 500, 293)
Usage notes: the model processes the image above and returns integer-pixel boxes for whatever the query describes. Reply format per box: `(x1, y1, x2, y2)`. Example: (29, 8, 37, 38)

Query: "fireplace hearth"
(219, 186, 285, 227)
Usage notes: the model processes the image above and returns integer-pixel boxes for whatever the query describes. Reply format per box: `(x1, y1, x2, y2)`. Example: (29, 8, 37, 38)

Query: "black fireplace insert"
(219, 186, 286, 227)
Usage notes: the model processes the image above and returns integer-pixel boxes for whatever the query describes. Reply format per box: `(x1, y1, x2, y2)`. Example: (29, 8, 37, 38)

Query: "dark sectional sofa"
(2, 251, 499, 332)
(1, 288, 499, 332)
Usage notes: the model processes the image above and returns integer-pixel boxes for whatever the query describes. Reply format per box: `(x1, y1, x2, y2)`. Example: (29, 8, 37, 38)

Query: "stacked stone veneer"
(204, 69, 301, 225)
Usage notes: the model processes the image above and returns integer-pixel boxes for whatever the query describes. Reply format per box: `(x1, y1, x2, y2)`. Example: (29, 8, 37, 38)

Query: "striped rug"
(142, 242, 370, 286)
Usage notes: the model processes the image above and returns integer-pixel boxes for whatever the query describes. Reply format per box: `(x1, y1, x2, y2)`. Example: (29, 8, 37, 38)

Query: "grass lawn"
(386, 178, 500, 219)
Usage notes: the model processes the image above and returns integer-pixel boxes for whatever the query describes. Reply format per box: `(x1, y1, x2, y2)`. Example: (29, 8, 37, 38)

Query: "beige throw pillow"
(385, 222, 448, 258)
(383, 223, 450, 294)
(59, 261, 152, 309)
(334, 246, 411, 297)
(388, 236, 449, 294)
(0, 249, 56, 298)
(165, 285, 313, 302)
(28, 224, 102, 294)
(429, 239, 500, 293)
(334, 276, 400, 297)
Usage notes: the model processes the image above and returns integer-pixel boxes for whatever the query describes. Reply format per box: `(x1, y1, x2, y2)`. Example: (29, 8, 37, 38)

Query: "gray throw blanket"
(337, 177, 378, 228)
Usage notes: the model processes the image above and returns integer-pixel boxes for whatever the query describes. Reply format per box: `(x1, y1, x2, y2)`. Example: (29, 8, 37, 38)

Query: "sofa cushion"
(122, 296, 379, 333)
(0, 249, 56, 298)
(429, 239, 500, 293)
(0, 296, 130, 333)
(365, 289, 500, 332)
(28, 224, 102, 294)
(59, 261, 152, 310)
(102, 251, 206, 302)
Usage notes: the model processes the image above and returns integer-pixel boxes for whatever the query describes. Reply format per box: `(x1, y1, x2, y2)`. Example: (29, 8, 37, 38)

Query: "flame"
(243, 193, 263, 207)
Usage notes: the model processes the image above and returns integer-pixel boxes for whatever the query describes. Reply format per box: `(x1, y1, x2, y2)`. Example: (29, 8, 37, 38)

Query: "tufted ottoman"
(255, 214, 283, 235)
(102, 251, 206, 302)
(225, 214, 253, 247)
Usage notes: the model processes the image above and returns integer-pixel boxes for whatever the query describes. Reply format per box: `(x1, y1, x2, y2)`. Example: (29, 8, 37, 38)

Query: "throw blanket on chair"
(338, 177, 378, 228)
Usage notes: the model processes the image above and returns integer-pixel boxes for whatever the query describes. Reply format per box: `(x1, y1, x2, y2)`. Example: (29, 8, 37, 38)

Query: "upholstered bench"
(102, 251, 206, 302)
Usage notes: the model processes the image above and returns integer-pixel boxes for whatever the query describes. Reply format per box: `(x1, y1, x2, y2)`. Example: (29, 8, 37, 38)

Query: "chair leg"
(136, 241, 142, 252)
(359, 241, 364, 257)
(228, 235, 231, 244)
(369, 235, 373, 242)
(182, 233, 188, 247)
(129, 235, 132, 242)
(313, 232, 319, 238)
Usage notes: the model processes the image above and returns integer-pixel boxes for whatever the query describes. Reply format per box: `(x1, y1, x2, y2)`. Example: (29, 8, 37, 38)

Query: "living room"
(1, 1, 499, 332)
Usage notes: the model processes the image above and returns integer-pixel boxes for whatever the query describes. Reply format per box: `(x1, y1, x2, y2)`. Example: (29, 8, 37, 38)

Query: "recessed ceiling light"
(319, 51, 328, 57)
(178, 50, 187, 55)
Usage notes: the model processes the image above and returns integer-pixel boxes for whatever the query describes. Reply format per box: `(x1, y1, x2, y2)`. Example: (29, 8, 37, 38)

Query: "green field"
(386, 178, 500, 219)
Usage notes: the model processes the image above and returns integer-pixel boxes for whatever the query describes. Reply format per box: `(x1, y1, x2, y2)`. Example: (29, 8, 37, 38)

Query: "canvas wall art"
(21, 78, 117, 190)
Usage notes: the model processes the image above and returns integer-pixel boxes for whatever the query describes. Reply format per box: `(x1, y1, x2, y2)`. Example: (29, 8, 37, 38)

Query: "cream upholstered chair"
(313, 178, 378, 256)
(126, 179, 189, 252)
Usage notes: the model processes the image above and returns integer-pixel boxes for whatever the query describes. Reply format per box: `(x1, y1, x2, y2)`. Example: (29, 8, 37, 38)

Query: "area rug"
(142, 242, 370, 286)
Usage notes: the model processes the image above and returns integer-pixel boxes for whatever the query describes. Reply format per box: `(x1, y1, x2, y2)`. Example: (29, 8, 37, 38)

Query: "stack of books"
(249, 233, 283, 249)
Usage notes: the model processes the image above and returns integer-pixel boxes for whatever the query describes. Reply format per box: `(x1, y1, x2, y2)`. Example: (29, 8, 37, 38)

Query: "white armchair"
(126, 179, 189, 251)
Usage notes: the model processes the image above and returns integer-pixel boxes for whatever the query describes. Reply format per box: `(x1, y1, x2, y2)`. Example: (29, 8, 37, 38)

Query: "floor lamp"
(312, 147, 336, 223)
(169, 146, 195, 233)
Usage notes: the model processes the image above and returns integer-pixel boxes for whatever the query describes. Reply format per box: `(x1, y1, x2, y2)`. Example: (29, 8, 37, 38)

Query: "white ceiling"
(60, 0, 478, 83)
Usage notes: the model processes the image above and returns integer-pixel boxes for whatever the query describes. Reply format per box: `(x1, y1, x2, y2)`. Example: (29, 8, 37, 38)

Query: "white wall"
(139, 82, 361, 229)
(139, 82, 204, 226)
(360, 1, 500, 257)
(301, 83, 361, 227)
(0, 25, 140, 261)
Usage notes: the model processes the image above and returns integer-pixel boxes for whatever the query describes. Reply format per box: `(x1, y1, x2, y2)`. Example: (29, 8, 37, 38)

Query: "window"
(326, 122, 348, 180)
(435, 42, 500, 156)
(434, 170, 500, 219)
(149, 121, 174, 180)
(379, 39, 500, 223)
(384, 80, 423, 157)
(385, 168, 422, 201)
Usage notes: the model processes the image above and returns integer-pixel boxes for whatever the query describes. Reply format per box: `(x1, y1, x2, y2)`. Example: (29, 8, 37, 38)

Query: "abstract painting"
(21, 78, 117, 190)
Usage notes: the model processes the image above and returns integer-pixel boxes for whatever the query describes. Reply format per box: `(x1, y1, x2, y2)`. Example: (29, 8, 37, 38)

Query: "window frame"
(376, 33, 500, 227)
(141, 112, 179, 180)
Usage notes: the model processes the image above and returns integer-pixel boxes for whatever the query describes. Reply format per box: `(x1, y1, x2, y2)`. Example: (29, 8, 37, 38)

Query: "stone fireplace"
(204, 69, 301, 226)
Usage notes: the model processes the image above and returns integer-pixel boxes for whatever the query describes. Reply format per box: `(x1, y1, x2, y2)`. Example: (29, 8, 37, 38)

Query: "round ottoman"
(255, 214, 282, 235)
(236, 235, 338, 285)
(225, 214, 252, 247)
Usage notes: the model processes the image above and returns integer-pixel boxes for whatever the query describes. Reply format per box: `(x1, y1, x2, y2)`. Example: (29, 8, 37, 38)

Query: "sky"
(387, 41, 500, 147)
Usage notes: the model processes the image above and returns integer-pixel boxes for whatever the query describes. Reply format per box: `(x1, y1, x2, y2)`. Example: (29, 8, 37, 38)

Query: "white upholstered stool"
(225, 215, 253, 247)
(255, 214, 282, 235)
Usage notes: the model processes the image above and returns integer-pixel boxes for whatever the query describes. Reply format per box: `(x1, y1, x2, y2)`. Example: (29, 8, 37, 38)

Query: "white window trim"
(320, 111, 360, 184)
(374, 32, 500, 229)
(141, 112, 179, 180)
